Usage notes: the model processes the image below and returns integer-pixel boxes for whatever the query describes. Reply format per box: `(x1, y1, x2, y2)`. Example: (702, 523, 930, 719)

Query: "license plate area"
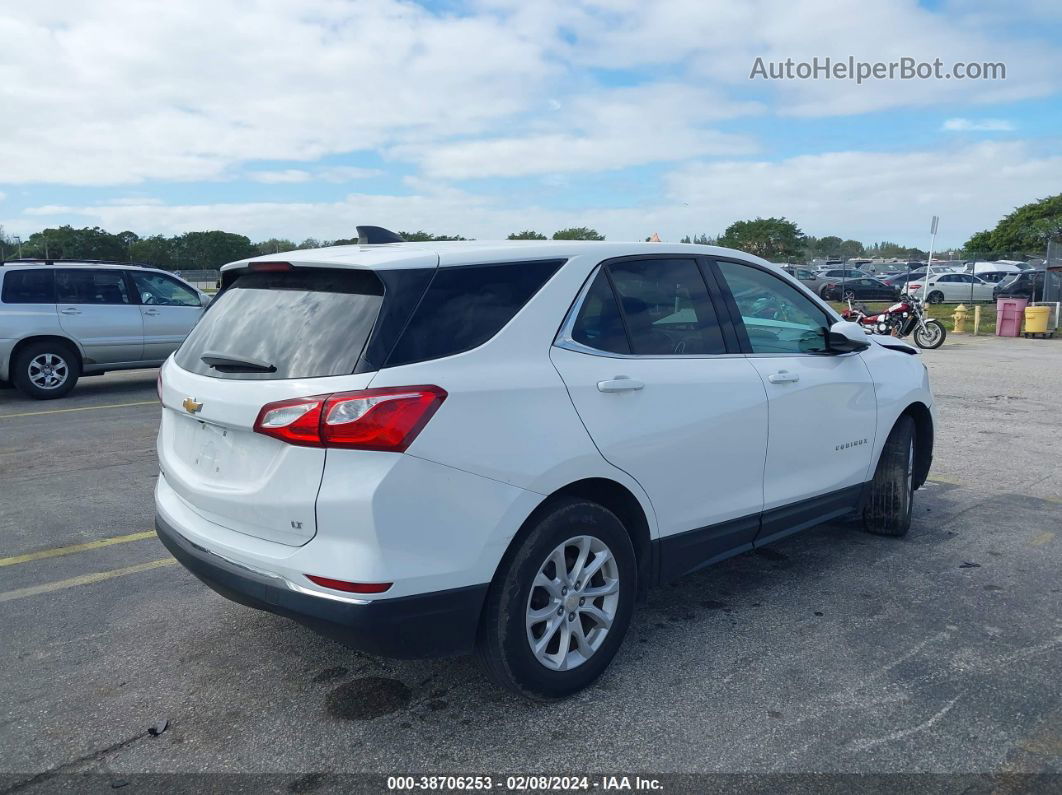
(189, 419, 235, 477)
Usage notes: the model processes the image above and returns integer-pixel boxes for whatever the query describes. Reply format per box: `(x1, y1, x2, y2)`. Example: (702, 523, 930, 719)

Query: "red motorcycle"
(841, 293, 946, 349)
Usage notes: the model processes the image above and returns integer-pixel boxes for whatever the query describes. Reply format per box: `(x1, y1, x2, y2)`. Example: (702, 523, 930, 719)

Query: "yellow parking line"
(0, 530, 156, 568)
(0, 399, 157, 420)
(0, 558, 176, 603)
(1030, 531, 1055, 547)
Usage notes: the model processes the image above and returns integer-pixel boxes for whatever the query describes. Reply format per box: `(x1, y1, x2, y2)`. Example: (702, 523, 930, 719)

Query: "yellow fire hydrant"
(952, 304, 968, 334)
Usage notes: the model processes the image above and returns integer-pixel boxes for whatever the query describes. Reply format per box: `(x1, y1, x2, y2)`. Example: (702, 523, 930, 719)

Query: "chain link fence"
(170, 269, 220, 291)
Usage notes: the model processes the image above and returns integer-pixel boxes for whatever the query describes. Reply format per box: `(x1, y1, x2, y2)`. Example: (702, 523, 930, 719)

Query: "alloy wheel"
(525, 535, 620, 671)
(27, 353, 69, 390)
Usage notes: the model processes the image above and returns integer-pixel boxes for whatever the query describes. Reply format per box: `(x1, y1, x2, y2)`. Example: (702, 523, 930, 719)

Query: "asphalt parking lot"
(2, 336, 1061, 790)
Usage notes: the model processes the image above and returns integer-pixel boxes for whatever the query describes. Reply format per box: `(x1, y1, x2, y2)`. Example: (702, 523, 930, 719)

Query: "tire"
(820, 286, 834, 300)
(863, 416, 916, 537)
(11, 341, 81, 400)
(913, 320, 946, 350)
(927, 290, 945, 305)
(477, 498, 637, 699)
(842, 290, 856, 302)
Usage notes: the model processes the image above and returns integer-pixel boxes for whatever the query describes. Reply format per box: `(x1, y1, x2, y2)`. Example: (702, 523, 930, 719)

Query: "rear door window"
(607, 258, 726, 355)
(1, 269, 55, 303)
(384, 259, 564, 367)
(175, 268, 384, 380)
(55, 269, 131, 304)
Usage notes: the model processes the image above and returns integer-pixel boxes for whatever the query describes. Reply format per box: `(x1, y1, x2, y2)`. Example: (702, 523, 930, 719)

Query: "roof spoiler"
(357, 226, 405, 244)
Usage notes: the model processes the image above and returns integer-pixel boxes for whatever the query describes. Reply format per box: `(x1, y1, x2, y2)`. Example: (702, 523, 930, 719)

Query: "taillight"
(909, 283, 922, 290)
(253, 386, 447, 452)
(304, 575, 392, 594)
(254, 395, 327, 447)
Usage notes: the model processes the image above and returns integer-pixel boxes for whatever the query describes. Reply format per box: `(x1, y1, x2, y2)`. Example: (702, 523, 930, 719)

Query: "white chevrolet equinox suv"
(155, 228, 935, 698)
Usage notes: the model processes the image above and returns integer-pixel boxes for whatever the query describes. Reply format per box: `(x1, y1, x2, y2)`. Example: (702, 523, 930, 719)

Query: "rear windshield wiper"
(200, 351, 277, 373)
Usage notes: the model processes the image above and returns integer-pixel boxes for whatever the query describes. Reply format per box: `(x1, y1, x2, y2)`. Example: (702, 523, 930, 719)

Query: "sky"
(1, 0, 1060, 249)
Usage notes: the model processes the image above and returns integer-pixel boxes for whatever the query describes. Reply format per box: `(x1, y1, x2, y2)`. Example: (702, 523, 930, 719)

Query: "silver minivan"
(0, 261, 208, 399)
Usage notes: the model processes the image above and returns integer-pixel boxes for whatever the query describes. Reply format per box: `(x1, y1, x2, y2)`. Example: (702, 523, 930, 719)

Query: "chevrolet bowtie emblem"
(182, 397, 203, 414)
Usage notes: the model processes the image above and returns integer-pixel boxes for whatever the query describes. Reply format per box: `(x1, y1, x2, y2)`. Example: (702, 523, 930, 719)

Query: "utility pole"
(921, 215, 939, 301)
(14, 235, 22, 258)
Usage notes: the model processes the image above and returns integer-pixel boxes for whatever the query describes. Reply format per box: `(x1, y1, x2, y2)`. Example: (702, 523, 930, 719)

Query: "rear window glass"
(2, 269, 55, 304)
(175, 268, 383, 380)
(384, 259, 564, 367)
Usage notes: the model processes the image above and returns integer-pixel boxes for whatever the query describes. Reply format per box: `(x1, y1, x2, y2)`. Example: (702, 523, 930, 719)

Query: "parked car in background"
(816, 268, 870, 280)
(994, 269, 1062, 301)
(155, 232, 935, 698)
(782, 265, 823, 293)
(908, 273, 994, 303)
(0, 261, 208, 399)
(973, 271, 1016, 285)
(995, 260, 1033, 270)
(972, 262, 1023, 279)
(883, 271, 927, 289)
(819, 277, 900, 302)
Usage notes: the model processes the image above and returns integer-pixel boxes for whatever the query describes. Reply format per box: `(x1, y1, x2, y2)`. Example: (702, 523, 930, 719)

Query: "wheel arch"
(495, 478, 654, 598)
(9, 334, 84, 373)
(897, 401, 933, 489)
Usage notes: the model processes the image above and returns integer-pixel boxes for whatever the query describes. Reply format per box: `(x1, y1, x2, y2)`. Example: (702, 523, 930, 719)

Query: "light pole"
(14, 236, 22, 258)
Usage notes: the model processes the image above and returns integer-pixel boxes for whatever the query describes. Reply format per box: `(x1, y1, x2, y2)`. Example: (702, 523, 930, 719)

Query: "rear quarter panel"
(0, 291, 75, 381)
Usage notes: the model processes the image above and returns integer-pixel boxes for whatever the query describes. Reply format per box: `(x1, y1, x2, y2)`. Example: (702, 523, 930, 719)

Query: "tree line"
(1, 193, 1056, 270)
(0, 226, 609, 269)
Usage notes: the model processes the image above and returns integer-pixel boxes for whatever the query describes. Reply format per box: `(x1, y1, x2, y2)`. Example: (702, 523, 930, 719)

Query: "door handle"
(144, 309, 160, 316)
(60, 307, 81, 315)
(767, 370, 800, 384)
(597, 376, 645, 393)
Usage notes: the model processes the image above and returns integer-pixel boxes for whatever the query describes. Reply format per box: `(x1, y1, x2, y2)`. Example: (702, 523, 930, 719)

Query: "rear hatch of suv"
(159, 264, 424, 546)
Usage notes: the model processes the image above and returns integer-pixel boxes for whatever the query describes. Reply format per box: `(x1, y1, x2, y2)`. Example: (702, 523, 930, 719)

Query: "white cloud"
(0, 0, 1056, 188)
(396, 83, 761, 178)
(485, 0, 1057, 116)
(942, 117, 1016, 131)
(248, 170, 313, 184)
(0, 0, 553, 185)
(14, 141, 1061, 249)
(662, 141, 1062, 244)
(247, 166, 384, 184)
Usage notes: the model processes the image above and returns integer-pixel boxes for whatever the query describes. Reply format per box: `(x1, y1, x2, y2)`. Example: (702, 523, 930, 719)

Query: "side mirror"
(827, 320, 870, 353)
(199, 292, 211, 307)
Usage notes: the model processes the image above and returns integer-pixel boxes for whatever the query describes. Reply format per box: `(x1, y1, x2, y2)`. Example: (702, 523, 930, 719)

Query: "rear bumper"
(156, 513, 488, 659)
